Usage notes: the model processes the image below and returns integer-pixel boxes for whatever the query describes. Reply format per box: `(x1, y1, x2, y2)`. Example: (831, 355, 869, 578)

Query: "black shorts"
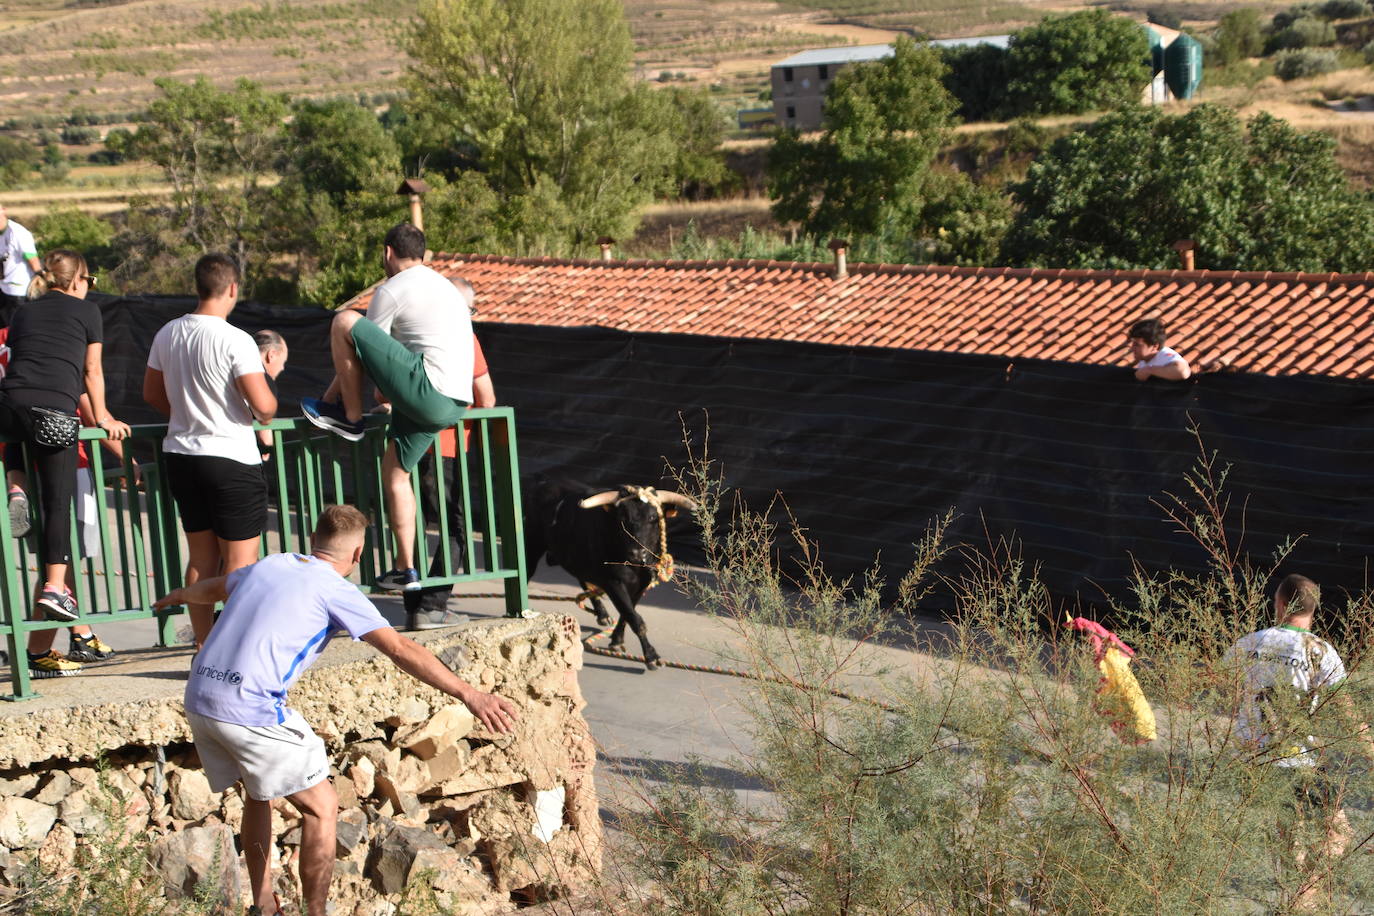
(164, 453, 267, 542)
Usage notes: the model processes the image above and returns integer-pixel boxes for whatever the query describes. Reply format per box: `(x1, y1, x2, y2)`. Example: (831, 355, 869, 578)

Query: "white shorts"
(186, 709, 330, 801)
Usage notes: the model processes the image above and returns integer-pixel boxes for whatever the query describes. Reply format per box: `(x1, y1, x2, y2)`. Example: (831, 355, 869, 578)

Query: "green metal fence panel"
(1, 410, 527, 700)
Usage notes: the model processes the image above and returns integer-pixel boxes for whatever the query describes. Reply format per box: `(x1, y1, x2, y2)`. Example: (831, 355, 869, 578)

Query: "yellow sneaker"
(28, 650, 83, 678)
(67, 633, 115, 663)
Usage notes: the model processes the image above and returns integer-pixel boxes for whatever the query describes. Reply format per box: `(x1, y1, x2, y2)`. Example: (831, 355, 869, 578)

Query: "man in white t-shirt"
(1222, 574, 1374, 902)
(1127, 317, 1191, 381)
(302, 223, 472, 592)
(144, 254, 278, 648)
(0, 205, 42, 328)
(153, 504, 516, 916)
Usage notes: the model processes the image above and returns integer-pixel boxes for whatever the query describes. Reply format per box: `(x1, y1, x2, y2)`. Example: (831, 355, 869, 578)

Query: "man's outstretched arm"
(154, 575, 230, 610)
(362, 626, 518, 734)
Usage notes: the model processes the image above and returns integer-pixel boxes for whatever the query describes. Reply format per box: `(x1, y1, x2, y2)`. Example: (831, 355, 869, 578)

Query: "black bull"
(523, 480, 696, 670)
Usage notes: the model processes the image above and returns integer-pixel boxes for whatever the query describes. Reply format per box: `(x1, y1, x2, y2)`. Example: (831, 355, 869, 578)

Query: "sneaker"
(301, 397, 365, 442)
(67, 632, 115, 663)
(406, 609, 469, 631)
(36, 587, 79, 622)
(7, 489, 30, 538)
(247, 894, 284, 916)
(376, 567, 421, 591)
(28, 650, 83, 678)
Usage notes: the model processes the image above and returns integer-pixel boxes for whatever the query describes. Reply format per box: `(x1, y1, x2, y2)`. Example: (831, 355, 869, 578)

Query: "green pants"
(351, 317, 468, 471)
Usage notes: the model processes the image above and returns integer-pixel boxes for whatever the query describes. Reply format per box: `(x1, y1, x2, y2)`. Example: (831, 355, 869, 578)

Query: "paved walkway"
(0, 566, 954, 879)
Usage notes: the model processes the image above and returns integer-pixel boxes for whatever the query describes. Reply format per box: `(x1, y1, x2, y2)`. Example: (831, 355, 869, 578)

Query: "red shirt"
(438, 336, 488, 459)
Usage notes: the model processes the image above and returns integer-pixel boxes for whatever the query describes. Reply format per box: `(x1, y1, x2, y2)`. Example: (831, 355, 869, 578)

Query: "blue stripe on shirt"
(274, 625, 332, 724)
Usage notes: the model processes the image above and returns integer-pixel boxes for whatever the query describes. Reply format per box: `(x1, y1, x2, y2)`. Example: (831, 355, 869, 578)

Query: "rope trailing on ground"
(471, 589, 897, 712)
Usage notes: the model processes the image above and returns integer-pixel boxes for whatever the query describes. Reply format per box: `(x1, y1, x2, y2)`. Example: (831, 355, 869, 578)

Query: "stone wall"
(0, 613, 599, 915)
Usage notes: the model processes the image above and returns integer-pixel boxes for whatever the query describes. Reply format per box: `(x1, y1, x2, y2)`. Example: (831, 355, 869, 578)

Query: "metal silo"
(1164, 33, 1203, 100)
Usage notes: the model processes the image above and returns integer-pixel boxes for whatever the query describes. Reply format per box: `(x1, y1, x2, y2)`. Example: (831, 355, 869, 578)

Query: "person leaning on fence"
(253, 329, 289, 461)
(1222, 574, 1374, 907)
(152, 504, 517, 916)
(0, 323, 127, 668)
(405, 276, 495, 631)
(0, 250, 130, 677)
(301, 223, 473, 593)
(1128, 317, 1191, 381)
(143, 254, 277, 650)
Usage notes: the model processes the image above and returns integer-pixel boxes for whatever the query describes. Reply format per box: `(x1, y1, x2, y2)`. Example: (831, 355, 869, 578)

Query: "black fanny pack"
(29, 406, 79, 449)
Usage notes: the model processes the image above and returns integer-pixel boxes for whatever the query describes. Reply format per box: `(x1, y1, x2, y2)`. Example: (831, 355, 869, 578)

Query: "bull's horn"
(579, 490, 620, 509)
(657, 491, 698, 510)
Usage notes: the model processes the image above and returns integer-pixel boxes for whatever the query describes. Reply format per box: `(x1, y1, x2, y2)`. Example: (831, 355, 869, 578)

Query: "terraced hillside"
(0, 0, 408, 123)
(0, 0, 1273, 122)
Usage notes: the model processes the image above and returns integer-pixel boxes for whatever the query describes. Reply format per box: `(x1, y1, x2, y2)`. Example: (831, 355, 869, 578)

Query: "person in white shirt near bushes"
(1223, 574, 1374, 908)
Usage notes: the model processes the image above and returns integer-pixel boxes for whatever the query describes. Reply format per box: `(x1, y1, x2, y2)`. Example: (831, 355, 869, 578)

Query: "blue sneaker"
(301, 397, 365, 441)
(376, 567, 421, 591)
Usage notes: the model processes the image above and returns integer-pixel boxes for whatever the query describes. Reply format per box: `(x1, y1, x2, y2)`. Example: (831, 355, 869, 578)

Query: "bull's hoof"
(608, 641, 626, 653)
(645, 657, 663, 671)
(595, 613, 613, 628)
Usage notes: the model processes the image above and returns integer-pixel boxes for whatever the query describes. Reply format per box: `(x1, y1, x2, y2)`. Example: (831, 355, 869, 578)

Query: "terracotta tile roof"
(344, 255, 1374, 379)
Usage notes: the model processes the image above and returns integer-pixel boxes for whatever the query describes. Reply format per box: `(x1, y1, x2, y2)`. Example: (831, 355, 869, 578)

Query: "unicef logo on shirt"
(195, 663, 245, 687)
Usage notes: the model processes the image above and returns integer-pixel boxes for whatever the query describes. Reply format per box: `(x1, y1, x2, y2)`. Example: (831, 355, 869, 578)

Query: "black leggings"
(0, 395, 78, 568)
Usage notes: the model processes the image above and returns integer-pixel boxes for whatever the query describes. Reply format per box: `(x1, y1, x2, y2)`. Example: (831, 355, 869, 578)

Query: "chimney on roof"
(396, 178, 431, 232)
(828, 238, 849, 279)
(1171, 239, 1197, 271)
(596, 236, 616, 261)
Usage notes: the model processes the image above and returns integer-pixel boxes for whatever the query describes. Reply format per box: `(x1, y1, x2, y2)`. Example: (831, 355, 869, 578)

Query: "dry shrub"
(617, 437, 1374, 914)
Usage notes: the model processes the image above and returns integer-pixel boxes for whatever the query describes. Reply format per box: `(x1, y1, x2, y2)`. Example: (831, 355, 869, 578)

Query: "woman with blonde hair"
(0, 249, 129, 677)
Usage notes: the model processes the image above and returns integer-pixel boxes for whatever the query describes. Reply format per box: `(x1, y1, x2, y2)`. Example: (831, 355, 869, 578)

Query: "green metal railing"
(0, 409, 528, 700)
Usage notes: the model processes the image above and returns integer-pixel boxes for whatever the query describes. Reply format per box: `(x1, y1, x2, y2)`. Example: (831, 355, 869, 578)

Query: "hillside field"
(3, 0, 1367, 247)
(0, 0, 1294, 123)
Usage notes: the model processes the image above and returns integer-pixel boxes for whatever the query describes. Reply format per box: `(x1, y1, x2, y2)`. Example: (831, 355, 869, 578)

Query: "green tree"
(1211, 8, 1265, 64)
(768, 37, 957, 242)
(267, 98, 407, 305)
(1000, 104, 1374, 271)
(941, 42, 1011, 121)
(34, 206, 115, 271)
(0, 135, 38, 184)
(1270, 16, 1337, 50)
(293, 173, 502, 307)
(280, 98, 400, 201)
(116, 77, 288, 293)
(1005, 10, 1152, 115)
(921, 170, 1012, 266)
(657, 88, 732, 199)
(400, 0, 681, 252)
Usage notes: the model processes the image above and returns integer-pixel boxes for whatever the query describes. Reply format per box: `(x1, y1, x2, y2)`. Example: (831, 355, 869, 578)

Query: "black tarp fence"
(92, 294, 1374, 615)
(473, 323, 1374, 614)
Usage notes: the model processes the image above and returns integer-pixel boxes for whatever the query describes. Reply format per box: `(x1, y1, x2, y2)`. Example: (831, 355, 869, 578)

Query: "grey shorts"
(187, 709, 330, 801)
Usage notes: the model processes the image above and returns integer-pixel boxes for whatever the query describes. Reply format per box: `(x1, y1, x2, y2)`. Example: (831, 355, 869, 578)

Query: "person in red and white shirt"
(1128, 317, 1191, 381)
